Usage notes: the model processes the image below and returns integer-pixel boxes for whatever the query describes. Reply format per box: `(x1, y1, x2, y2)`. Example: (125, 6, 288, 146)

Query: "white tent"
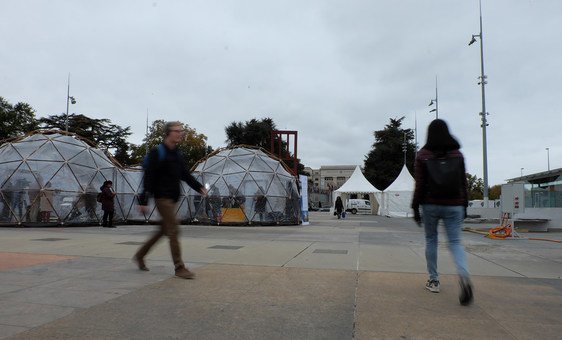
(376, 164, 415, 217)
(334, 166, 381, 214)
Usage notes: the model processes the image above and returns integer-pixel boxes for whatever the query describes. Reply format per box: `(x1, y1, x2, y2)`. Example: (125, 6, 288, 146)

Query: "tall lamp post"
(428, 77, 439, 119)
(546, 147, 550, 171)
(469, 0, 489, 207)
(520, 167, 524, 177)
(65, 74, 77, 132)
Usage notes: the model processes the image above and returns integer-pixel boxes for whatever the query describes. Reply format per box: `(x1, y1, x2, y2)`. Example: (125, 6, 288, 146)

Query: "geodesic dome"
(0, 131, 144, 226)
(186, 146, 301, 225)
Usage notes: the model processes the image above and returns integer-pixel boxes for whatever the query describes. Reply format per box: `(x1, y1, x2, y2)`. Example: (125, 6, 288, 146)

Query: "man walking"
(135, 121, 207, 279)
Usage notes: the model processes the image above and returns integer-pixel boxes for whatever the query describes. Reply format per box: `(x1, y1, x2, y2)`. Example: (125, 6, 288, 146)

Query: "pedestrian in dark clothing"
(254, 193, 267, 222)
(135, 121, 208, 279)
(334, 196, 344, 219)
(411, 119, 473, 306)
(100, 180, 116, 228)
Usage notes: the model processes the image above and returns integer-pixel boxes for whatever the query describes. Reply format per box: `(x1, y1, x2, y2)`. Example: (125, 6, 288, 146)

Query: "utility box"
(500, 182, 525, 215)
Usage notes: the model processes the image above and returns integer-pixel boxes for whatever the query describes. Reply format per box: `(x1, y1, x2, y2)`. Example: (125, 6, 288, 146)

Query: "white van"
(346, 199, 372, 214)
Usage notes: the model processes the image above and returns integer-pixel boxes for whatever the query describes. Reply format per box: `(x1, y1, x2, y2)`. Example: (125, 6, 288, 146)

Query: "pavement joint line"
(467, 250, 527, 278)
(509, 248, 562, 265)
(281, 242, 313, 267)
(351, 240, 361, 339)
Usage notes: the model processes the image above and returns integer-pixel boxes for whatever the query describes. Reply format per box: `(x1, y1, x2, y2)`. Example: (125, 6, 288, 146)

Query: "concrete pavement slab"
(1, 213, 561, 339)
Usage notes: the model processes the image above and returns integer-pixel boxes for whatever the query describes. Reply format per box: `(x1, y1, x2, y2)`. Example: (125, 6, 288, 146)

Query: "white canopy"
(335, 166, 380, 194)
(334, 166, 380, 214)
(375, 164, 415, 217)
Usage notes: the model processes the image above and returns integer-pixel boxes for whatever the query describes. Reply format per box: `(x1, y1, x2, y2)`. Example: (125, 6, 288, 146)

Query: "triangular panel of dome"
(99, 168, 117, 185)
(12, 140, 46, 160)
(90, 172, 108, 192)
(121, 170, 143, 194)
(116, 193, 136, 221)
(90, 149, 115, 169)
(37, 190, 57, 222)
(265, 197, 286, 222)
(247, 155, 276, 173)
(265, 175, 290, 197)
(53, 140, 86, 160)
(26, 161, 64, 186)
(10, 162, 40, 190)
(53, 135, 87, 147)
(257, 155, 281, 173)
(211, 177, 231, 197)
(200, 155, 225, 171)
(27, 142, 65, 162)
(112, 171, 134, 193)
(0, 193, 13, 223)
(0, 145, 24, 163)
(222, 173, 246, 195)
(247, 172, 272, 194)
(238, 172, 262, 196)
(202, 157, 226, 175)
(23, 134, 48, 142)
(68, 164, 98, 192)
(229, 155, 254, 171)
(198, 173, 221, 189)
(228, 148, 254, 157)
(68, 150, 97, 169)
(0, 161, 24, 188)
(49, 164, 82, 192)
(222, 158, 247, 175)
(176, 196, 193, 221)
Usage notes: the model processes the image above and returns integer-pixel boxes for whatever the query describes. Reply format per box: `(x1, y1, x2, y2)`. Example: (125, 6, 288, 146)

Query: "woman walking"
(334, 196, 344, 219)
(411, 119, 473, 306)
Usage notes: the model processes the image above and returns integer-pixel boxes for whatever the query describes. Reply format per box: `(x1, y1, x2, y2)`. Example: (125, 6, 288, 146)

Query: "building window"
(337, 177, 346, 181)
(325, 177, 333, 181)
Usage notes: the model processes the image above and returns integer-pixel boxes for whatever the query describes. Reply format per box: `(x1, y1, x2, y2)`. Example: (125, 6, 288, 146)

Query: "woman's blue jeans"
(421, 204, 469, 281)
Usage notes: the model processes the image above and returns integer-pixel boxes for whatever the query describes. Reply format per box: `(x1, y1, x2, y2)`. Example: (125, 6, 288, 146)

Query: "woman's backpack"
(426, 156, 463, 198)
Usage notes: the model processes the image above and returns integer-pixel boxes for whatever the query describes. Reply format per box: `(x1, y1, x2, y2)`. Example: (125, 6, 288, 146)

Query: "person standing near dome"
(99, 180, 116, 228)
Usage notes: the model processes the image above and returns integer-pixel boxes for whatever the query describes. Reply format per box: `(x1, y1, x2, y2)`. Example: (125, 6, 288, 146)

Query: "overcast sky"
(1, 0, 560, 187)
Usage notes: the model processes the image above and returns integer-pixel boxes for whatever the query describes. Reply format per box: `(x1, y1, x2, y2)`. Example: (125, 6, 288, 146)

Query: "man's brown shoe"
(133, 256, 149, 271)
(175, 267, 195, 279)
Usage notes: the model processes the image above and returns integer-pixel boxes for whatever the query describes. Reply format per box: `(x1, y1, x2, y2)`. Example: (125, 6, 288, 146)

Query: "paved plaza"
(0, 212, 561, 339)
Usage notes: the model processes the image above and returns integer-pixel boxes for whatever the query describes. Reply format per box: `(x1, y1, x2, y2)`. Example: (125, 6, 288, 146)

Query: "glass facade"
(524, 176, 562, 208)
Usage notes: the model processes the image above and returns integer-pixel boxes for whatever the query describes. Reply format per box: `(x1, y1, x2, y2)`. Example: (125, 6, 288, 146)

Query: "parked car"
(346, 199, 371, 214)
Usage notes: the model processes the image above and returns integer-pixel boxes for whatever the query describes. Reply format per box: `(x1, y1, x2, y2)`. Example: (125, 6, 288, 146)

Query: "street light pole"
(428, 77, 438, 119)
(65, 73, 76, 132)
(469, 0, 489, 207)
(520, 167, 523, 177)
(546, 147, 550, 171)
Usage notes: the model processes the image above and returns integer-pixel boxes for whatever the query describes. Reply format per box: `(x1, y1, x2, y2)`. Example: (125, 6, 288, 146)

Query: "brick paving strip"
(0, 252, 77, 271)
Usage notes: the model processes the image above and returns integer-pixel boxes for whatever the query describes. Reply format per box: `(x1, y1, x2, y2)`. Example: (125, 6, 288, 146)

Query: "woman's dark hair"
(103, 180, 113, 187)
(423, 119, 460, 153)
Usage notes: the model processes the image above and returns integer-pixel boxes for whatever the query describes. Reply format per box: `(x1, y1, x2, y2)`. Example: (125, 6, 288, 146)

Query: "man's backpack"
(425, 156, 463, 199)
(142, 144, 167, 170)
(96, 192, 103, 203)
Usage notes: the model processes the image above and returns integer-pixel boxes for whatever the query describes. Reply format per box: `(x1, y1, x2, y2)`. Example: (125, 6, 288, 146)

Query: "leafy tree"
(489, 184, 501, 200)
(131, 119, 212, 170)
(225, 118, 276, 149)
(39, 113, 133, 165)
(0, 97, 39, 140)
(466, 173, 483, 200)
(363, 117, 416, 190)
(224, 117, 306, 175)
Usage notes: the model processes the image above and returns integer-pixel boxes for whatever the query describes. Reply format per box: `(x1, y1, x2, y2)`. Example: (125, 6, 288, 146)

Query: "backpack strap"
(156, 143, 166, 162)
